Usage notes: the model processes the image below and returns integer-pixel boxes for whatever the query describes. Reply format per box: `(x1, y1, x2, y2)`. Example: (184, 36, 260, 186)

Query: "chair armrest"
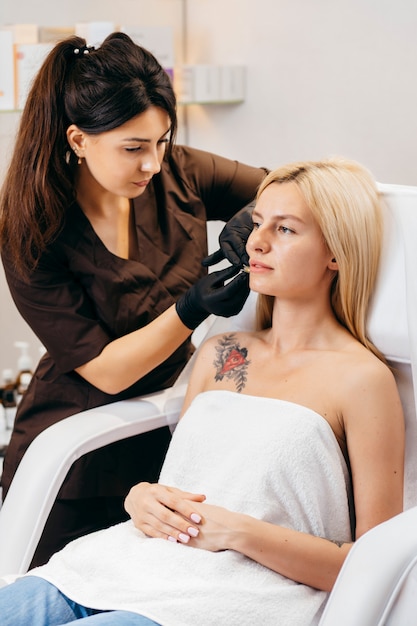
(0, 313, 232, 577)
(319, 506, 417, 625)
(0, 383, 186, 577)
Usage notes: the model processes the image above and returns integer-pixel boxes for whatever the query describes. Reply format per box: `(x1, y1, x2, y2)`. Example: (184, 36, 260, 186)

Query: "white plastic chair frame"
(0, 314, 229, 578)
(0, 386, 186, 577)
(0, 184, 417, 626)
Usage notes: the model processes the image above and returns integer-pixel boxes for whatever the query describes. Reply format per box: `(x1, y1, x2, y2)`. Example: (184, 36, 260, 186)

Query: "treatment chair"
(1, 184, 417, 626)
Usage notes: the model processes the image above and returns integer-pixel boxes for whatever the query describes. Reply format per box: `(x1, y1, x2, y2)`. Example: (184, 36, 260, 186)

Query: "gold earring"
(72, 147, 82, 165)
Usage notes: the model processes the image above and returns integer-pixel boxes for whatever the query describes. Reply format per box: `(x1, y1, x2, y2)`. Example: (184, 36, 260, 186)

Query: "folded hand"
(124, 482, 206, 543)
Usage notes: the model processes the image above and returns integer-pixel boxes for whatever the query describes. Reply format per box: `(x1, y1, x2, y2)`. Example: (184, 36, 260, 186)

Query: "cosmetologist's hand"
(176, 264, 250, 330)
(202, 203, 254, 268)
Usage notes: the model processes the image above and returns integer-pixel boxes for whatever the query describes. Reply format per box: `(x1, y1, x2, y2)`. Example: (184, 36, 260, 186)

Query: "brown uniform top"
(1, 145, 267, 500)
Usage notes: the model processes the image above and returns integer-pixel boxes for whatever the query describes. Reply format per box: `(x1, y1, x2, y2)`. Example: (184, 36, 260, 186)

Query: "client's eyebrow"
(252, 209, 304, 223)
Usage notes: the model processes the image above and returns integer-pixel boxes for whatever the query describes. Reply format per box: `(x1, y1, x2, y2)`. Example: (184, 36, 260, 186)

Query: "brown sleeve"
(1, 248, 111, 375)
(166, 145, 268, 221)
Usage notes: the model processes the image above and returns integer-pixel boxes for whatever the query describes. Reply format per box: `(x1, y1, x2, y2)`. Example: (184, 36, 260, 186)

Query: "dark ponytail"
(0, 32, 177, 278)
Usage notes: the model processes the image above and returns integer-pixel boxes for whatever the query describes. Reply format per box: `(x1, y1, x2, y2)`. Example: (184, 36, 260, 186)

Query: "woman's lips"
(249, 260, 273, 272)
(134, 179, 151, 188)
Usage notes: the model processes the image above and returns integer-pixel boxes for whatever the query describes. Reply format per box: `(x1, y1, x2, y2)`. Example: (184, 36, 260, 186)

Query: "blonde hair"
(255, 158, 384, 361)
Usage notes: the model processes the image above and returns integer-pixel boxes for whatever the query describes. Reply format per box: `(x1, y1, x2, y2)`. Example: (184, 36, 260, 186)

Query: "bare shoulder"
(339, 343, 403, 428)
(343, 343, 398, 392)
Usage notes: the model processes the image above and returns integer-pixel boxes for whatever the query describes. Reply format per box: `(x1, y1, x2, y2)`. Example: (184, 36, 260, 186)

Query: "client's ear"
(328, 257, 339, 271)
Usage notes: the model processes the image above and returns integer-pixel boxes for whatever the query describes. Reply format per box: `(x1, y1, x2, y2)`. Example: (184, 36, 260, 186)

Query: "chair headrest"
(367, 184, 414, 363)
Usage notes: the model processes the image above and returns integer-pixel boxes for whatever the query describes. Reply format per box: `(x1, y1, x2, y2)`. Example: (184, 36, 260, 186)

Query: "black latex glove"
(202, 202, 255, 268)
(176, 264, 250, 330)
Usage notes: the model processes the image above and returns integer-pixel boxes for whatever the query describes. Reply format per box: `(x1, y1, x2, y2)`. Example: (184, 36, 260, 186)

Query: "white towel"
(30, 391, 352, 626)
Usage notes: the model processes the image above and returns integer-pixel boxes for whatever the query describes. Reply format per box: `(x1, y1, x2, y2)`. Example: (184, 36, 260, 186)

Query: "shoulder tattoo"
(213, 333, 250, 393)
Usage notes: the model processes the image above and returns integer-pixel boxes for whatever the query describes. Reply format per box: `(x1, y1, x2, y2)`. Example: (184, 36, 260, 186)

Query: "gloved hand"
(202, 202, 255, 269)
(176, 264, 250, 330)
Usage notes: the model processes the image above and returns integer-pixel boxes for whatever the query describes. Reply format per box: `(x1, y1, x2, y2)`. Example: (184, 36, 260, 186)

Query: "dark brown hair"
(0, 32, 177, 278)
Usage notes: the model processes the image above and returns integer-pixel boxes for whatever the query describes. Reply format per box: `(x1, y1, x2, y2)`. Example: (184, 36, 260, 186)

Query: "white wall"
(184, 0, 417, 185)
(1, 0, 417, 374)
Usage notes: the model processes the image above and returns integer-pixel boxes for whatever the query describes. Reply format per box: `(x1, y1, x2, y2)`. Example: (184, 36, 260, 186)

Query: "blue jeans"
(0, 576, 161, 625)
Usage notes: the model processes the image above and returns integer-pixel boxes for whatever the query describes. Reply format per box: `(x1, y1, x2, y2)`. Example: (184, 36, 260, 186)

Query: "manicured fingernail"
(179, 533, 190, 543)
(168, 535, 177, 542)
(188, 527, 199, 537)
(190, 513, 201, 523)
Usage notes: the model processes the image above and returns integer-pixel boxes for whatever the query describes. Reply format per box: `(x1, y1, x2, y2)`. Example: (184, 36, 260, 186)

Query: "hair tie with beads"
(73, 45, 95, 55)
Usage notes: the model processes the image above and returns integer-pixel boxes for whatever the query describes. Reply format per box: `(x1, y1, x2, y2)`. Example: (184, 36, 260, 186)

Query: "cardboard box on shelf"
(0, 30, 15, 110)
(120, 25, 175, 79)
(219, 66, 246, 102)
(2, 23, 38, 44)
(75, 22, 115, 47)
(14, 43, 53, 110)
(175, 65, 220, 103)
(38, 26, 75, 44)
(175, 65, 246, 104)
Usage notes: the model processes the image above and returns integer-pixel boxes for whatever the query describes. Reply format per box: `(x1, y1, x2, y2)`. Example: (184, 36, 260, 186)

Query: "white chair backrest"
(372, 184, 417, 510)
